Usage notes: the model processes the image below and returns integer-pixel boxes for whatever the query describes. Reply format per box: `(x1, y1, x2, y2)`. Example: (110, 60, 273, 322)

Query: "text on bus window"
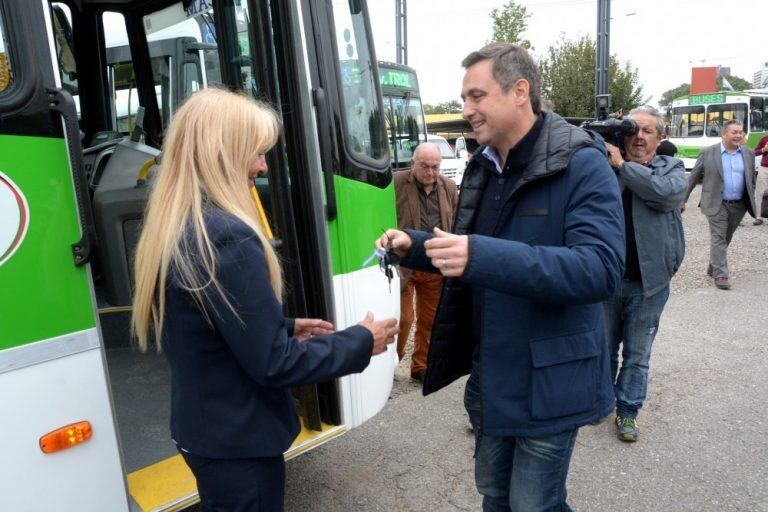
(332, 0, 384, 162)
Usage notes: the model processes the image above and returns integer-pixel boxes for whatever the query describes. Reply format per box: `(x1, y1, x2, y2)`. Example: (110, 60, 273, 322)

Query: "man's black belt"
(722, 199, 743, 204)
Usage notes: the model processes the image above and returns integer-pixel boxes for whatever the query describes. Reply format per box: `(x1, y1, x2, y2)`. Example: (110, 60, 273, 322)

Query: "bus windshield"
(383, 95, 426, 167)
(378, 62, 426, 169)
(706, 103, 748, 136)
(670, 105, 704, 137)
(670, 103, 749, 138)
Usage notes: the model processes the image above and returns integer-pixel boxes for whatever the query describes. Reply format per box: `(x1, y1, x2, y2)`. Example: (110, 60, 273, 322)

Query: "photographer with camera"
(602, 106, 687, 442)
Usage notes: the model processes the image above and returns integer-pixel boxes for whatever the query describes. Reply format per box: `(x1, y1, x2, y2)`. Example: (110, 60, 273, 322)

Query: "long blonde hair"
(131, 88, 282, 351)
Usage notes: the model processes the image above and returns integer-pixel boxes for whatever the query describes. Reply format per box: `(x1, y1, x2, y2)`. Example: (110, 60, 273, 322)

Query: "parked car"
(427, 134, 467, 186)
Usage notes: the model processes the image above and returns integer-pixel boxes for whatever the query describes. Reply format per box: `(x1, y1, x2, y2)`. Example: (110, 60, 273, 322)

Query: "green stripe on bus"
(328, 174, 397, 276)
(747, 131, 766, 149)
(676, 132, 767, 160)
(0, 135, 96, 350)
(675, 145, 701, 159)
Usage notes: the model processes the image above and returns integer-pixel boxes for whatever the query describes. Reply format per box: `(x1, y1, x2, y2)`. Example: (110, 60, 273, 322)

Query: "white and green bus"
(669, 90, 768, 169)
(0, 0, 398, 510)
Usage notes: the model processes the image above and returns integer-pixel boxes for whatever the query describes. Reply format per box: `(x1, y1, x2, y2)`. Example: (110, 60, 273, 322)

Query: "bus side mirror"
(185, 42, 218, 54)
(455, 137, 467, 159)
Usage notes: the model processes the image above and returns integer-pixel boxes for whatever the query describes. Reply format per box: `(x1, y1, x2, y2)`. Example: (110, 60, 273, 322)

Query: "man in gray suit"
(683, 119, 757, 289)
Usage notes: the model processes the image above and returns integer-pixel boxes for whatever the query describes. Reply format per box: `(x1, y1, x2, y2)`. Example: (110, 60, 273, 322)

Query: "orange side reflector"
(40, 421, 93, 454)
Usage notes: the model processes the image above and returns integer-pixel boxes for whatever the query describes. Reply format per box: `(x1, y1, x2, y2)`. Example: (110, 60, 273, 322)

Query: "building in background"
(754, 63, 768, 89)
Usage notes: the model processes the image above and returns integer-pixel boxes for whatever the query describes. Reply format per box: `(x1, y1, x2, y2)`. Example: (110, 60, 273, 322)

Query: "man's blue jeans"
(464, 368, 577, 512)
(602, 280, 670, 419)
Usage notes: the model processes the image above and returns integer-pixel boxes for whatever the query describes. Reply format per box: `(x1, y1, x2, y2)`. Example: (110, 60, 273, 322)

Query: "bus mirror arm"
(312, 87, 338, 220)
(184, 42, 218, 53)
(47, 87, 97, 267)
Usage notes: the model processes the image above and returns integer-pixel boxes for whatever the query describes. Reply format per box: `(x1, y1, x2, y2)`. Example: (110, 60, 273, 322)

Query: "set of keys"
(362, 231, 401, 293)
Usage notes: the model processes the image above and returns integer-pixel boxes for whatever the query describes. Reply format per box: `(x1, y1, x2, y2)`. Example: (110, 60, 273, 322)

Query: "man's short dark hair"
(462, 43, 542, 114)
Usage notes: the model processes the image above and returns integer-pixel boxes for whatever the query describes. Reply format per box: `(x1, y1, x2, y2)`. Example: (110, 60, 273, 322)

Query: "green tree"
(720, 75, 751, 91)
(660, 83, 690, 107)
(423, 101, 462, 115)
(539, 35, 645, 118)
(488, 1, 532, 49)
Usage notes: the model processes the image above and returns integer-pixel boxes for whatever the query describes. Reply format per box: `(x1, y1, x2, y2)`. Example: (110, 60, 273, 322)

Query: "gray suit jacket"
(685, 142, 757, 217)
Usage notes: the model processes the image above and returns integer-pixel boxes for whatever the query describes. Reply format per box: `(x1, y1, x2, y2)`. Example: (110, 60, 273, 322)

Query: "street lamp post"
(595, 0, 611, 120)
(395, 0, 407, 65)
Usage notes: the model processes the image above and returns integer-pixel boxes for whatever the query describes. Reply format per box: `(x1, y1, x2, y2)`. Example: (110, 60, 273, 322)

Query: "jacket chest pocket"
(509, 208, 552, 244)
(529, 332, 598, 420)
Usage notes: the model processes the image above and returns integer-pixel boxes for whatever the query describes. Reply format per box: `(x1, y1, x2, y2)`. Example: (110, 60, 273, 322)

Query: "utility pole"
(395, 0, 407, 65)
(595, 0, 611, 119)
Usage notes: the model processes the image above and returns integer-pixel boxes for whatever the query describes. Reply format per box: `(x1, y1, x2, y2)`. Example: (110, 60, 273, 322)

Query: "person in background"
(131, 88, 397, 512)
(394, 142, 458, 381)
(378, 43, 624, 511)
(603, 105, 686, 442)
(656, 131, 678, 158)
(683, 119, 757, 290)
(753, 134, 768, 225)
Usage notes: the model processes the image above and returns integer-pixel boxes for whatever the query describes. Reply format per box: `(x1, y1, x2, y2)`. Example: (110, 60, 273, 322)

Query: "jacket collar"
(467, 112, 601, 194)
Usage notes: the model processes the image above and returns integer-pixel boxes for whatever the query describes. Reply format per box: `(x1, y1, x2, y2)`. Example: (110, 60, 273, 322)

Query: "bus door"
(0, 2, 130, 510)
(302, 0, 399, 427)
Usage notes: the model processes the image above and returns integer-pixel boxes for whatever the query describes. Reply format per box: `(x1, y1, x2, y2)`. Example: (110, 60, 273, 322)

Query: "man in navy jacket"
(378, 43, 624, 511)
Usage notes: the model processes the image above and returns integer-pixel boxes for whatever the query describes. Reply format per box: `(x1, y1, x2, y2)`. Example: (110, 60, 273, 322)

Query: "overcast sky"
(368, 0, 768, 108)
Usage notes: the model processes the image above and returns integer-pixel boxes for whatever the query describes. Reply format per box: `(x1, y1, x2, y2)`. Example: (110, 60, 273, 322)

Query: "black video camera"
(581, 117, 639, 152)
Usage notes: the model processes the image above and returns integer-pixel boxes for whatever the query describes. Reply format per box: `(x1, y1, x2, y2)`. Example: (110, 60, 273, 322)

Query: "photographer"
(602, 106, 687, 442)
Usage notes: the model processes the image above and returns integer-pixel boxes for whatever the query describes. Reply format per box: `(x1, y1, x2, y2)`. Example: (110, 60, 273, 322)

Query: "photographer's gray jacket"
(619, 155, 686, 296)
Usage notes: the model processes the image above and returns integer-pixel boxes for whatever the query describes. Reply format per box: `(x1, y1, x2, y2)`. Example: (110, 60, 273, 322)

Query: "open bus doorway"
(0, 0, 396, 509)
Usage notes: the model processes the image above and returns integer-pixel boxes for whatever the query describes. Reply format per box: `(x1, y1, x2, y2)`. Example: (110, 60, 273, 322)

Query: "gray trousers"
(706, 201, 747, 278)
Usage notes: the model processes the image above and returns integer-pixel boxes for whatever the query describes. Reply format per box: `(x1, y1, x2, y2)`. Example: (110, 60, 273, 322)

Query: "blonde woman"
(132, 88, 397, 511)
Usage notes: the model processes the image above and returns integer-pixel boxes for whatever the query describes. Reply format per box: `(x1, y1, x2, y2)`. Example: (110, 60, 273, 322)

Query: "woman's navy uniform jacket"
(404, 112, 625, 437)
(162, 208, 373, 458)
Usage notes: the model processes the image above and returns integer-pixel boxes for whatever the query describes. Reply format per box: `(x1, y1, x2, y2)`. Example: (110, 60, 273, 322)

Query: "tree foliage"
(539, 35, 645, 118)
(720, 75, 751, 91)
(660, 83, 690, 107)
(488, 1, 532, 49)
(423, 100, 462, 115)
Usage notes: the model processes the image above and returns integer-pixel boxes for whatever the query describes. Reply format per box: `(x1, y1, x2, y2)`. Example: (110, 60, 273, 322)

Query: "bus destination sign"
(689, 93, 725, 105)
(380, 69, 415, 89)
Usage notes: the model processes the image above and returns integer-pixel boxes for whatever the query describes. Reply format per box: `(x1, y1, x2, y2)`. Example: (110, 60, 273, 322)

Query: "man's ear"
(512, 79, 530, 106)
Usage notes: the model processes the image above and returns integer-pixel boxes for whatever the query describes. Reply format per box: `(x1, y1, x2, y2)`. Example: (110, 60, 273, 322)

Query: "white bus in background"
(669, 90, 768, 169)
